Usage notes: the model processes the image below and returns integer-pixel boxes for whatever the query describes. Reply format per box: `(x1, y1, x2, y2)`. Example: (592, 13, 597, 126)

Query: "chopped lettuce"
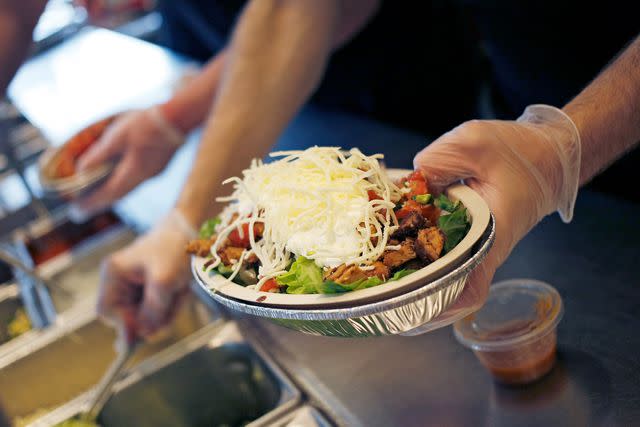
(434, 194, 459, 212)
(438, 205, 471, 253)
(390, 269, 416, 280)
(320, 269, 416, 293)
(199, 217, 221, 239)
(276, 258, 417, 295)
(320, 276, 383, 294)
(277, 256, 325, 294)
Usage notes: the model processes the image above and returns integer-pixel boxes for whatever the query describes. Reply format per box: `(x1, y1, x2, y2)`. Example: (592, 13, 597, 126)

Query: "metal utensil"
(0, 247, 58, 328)
(0, 248, 51, 288)
(81, 339, 139, 423)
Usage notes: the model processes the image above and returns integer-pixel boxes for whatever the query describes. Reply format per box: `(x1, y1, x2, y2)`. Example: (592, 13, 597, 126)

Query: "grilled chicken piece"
(324, 261, 390, 284)
(383, 238, 417, 269)
(185, 238, 215, 257)
(415, 227, 445, 262)
(391, 211, 426, 240)
(324, 264, 368, 284)
(366, 261, 390, 281)
(218, 246, 245, 266)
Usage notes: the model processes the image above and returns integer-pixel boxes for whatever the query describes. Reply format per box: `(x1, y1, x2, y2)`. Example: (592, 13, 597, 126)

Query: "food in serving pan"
(187, 147, 470, 294)
(24, 211, 122, 266)
(44, 116, 116, 179)
(54, 417, 100, 427)
(7, 307, 31, 340)
(13, 412, 99, 427)
(1, 306, 32, 345)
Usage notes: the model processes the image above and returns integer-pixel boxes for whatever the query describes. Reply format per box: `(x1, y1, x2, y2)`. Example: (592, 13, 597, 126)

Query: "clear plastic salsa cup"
(454, 279, 564, 385)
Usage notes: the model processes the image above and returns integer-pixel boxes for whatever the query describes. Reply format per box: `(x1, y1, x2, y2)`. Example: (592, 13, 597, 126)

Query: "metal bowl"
(192, 215, 495, 338)
(38, 149, 112, 199)
(38, 115, 118, 199)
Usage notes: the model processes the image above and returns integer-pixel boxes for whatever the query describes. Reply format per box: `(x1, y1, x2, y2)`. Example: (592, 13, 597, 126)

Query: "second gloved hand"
(72, 106, 184, 218)
(97, 210, 197, 343)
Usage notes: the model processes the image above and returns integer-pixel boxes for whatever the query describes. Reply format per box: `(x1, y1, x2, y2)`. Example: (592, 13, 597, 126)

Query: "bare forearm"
(159, 50, 227, 134)
(177, 0, 378, 225)
(563, 35, 640, 185)
(0, 0, 46, 95)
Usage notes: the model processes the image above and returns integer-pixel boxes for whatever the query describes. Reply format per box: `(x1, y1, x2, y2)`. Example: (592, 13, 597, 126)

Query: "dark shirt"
(462, 0, 640, 116)
(157, 0, 639, 199)
(156, 0, 481, 136)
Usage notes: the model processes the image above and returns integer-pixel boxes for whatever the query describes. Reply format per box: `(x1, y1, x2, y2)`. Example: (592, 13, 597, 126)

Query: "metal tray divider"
(30, 319, 302, 427)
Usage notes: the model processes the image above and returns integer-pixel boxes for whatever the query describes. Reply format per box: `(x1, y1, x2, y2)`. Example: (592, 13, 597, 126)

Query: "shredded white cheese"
(209, 147, 403, 283)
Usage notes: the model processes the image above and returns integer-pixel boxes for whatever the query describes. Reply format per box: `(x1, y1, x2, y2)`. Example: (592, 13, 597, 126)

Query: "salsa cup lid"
(454, 279, 563, 351)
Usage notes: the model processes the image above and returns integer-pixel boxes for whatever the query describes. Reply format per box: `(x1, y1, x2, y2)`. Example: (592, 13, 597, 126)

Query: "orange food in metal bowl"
(49, 116, 116, 179)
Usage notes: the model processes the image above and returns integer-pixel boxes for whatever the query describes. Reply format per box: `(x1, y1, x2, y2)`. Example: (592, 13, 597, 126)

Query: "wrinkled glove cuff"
(517, 104, 581, 223)
(166, 209, 198, 239)
(147, 106, 185, 148)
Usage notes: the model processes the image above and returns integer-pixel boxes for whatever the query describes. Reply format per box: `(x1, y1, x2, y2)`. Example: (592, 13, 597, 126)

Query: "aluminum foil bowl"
(192, 215, 495, 338)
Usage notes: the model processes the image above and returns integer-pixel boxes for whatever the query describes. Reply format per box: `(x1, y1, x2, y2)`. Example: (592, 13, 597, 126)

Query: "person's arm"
(0, 0, 47, 95)
(158, 50, 227, 134)
(176, 0, 380, 227)
(158, 0, 378, 135)
(74, 51, 229, 215)
(77, 0, 378, 216)
(97, 0, 380, 341)
(563, 35, 640, 184)
(412, 34, 640, 330)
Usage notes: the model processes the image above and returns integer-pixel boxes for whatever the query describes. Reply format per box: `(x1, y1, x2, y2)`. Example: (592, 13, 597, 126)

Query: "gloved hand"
(71, 106, 184, 218)
(412, 104, 581, 331)
(97, 210, 197, 344)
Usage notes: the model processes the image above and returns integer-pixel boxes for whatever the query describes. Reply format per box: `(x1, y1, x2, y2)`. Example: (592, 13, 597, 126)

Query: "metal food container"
(37, 114, 119, 201)
(0, 211, 137, 358)
(0, 209, 215, 425)
(32, 322, 301, 427)
(0, 296, 216, 426)
(192, 216, 495, 338)
(0, 284, 31, 346)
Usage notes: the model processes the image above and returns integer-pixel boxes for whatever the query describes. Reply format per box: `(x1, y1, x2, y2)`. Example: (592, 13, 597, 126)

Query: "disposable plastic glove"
(97, 210, 197, 343)
(412, 104, 581, 332)
(72, 106, 184, 218)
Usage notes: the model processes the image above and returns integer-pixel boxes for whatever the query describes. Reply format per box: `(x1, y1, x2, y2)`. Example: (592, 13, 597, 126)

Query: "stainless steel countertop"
(237, 190, 640, 426)
(8, 27, 640, 427)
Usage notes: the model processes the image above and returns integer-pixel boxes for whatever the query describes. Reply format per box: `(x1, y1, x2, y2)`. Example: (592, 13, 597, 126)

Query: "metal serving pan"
(0, 284, 30, 346)
(192, 215, 495, 338)
(0, 296, 216, 426)
(0, 213, 137, 359)
(31, 322, 301, 427)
